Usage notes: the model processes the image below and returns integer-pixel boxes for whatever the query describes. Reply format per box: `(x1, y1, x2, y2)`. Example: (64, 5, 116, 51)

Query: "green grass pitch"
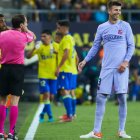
(6, 102, 140, 140)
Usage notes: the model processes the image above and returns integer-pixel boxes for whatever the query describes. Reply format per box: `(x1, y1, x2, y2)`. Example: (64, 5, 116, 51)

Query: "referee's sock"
(0, 105, 6, 133)
(9, 106, 18, 135)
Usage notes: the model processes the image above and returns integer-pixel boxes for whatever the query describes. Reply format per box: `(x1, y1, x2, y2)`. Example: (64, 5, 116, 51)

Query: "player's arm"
(21, 26, 36, 42)
(53, 43, 59, 54)
(54, 44, 59, 67)
(124, 23, 135, 62)
(26, 46, 36, 58)
(55, 49, 69, 76)
(56, 53, 58, 68)
(27, 41, 41, 59)
(78, 26, 102, 72)
(118, 23, 135, 73)
(76, 53, 79, 65)
(24, 55, 38, 66)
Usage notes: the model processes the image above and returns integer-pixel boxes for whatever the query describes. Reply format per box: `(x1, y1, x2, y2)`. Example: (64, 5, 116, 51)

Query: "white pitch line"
(24, 104, 44, 140)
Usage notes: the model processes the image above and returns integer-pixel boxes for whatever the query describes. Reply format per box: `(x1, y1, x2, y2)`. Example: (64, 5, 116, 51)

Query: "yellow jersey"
(33, 42, 59, 79)
(58, 34, 75, 73)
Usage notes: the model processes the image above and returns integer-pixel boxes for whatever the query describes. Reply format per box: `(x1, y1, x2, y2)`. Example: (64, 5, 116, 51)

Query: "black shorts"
(0, 64, 24, 97)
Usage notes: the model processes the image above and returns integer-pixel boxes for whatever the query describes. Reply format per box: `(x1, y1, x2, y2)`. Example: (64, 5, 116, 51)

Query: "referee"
(0, 14, 35, 140)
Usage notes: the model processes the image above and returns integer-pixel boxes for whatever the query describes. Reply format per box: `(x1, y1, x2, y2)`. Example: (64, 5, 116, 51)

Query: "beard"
(111, 14, 119, 21)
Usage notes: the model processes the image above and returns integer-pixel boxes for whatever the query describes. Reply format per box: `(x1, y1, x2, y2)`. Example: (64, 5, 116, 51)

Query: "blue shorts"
(39, 79, 57, 94)
(70, 74, 77, 90)
(57, 72, 72, 90)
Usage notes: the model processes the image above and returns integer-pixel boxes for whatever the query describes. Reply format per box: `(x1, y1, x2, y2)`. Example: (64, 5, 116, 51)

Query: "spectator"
(93, 5, 108, 23)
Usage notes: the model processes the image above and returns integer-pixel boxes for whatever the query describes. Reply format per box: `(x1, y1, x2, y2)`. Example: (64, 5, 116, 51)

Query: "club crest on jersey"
(118, 30, 123, 35)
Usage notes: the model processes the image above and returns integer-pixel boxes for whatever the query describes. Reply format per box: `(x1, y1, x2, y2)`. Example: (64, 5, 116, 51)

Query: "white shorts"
(97, 68, 129, 94)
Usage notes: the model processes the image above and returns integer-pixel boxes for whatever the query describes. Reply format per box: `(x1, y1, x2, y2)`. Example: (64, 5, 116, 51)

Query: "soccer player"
(54, 32, 63, 44)
(0, 14, 34, 140)
(0, 14, 7, 69)
(79, 0, 135, 139)
(27, 30, 59, 123)
(0, 14, 8, 32)
(55, 20, 75, 122)
(0, 14, 12, 140)
(59, 48, 79, 119)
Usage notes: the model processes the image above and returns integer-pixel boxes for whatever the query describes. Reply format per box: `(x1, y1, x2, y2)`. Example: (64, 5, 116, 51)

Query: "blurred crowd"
(1, 0, 140, 22)
(11, 0, 140, 10)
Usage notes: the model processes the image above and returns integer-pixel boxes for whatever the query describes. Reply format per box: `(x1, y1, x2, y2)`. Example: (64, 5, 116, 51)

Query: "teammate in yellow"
(28, 29, 59, 122)
(55, 20, 75, 122)
(59, 47, 79, 120)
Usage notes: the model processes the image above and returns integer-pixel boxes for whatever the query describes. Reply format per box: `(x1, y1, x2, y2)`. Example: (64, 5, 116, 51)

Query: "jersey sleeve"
(85, 25, 102, 62)
(53, 42, 59, 53)
(124, 23, 135, 62)
(24, 31, 35, 43)
(62, 37, 71, 51)
(32, 47, 41, 56)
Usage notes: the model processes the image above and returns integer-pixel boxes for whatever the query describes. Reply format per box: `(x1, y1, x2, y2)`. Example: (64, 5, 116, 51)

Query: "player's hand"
(78, 60, 86, 73)
(21, 24, 29, 32)
(118, 61, 129, 73)
(55, 67, 60, 77)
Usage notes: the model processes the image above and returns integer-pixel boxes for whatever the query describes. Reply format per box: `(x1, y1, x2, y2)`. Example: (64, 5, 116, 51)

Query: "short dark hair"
(55, 32, 63, 38)
(42, 29, 52, 35)
(12, 14, 26, 28)
(0, 14, 4, 18)
(57, 20, 70, 27)
(107, 0, 122, 9)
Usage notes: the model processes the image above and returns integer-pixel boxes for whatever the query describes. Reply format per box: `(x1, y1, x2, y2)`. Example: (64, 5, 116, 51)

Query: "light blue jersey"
(85, 20, 135, 69)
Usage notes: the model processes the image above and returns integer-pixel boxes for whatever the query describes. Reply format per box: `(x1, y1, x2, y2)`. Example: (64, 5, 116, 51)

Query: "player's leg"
(70, 74, 77, 117)
(93, 69, 114, 133)
(93, 93, 108, 133)
(60, 89, 73, 121)
(39, 79, 52, 122)
(114, 68, 131, 138)
(9, 95, 20, 135)
(58, 72, 73, 121)
(0, 95, 7, 139)
(49, 79, 57, 102)
(7, 64, 24, 140)
(46, 79, 58, 122)
(117, 94, 127, 131)
(80, 69, 113, 138)
(80, 93, 108, 139)
(117, 94, 131, 138)
(71, 90, 76, 117)
(0, 64, 10, 139)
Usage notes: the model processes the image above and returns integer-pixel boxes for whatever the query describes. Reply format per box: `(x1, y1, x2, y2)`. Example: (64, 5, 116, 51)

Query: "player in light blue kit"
(78, 0, 135, 139)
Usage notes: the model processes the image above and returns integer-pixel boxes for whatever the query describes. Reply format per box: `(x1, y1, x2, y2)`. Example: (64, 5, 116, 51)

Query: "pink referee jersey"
(0, 29, 34, 64)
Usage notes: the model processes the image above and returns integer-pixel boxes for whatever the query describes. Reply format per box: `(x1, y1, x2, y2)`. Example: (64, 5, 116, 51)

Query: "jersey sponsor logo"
(103, 34, 123, 42)
(118, 30, 123, 35)
(41, 55, 53, 59)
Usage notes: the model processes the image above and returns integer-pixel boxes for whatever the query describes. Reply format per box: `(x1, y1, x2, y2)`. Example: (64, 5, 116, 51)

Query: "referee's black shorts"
(0, 64, 24, 97)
